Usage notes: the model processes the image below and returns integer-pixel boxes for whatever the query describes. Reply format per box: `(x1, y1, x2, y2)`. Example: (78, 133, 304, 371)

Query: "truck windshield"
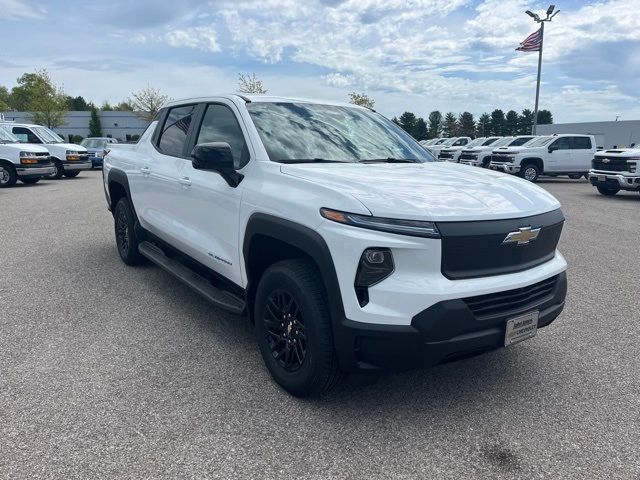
(33, 126, 64, 143)
(526, 136, 553, 147)
(508, 136, 535, 147)
(465, 138, 485, 148)
(0, 127, 20, 143)
(81, 139, 107, 148)
(247, 102, 435, 163)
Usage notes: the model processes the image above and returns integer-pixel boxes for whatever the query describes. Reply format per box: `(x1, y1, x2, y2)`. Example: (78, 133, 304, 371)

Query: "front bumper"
(588, 170, 640, 190)
(490, 162, 520, 174)
(90, 156, 103, 167)
(16, 165, 55, 177)
(62, 160, 92, 171)
(459, 159, 482, 167)
(334, 271, 567, 373)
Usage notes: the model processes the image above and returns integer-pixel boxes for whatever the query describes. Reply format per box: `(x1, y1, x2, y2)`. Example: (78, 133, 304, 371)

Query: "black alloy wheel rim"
(116, 208, 129, 253)
(264, 290, 307, 372)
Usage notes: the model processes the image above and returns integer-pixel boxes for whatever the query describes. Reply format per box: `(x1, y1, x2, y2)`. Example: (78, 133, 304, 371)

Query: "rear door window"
(571, 137, 592, 149)
(158, 105, 196, 157)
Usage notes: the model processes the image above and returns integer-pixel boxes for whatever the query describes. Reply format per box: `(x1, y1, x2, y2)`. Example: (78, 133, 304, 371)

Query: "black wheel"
(568, 174, 582, 179)
(597, 185, 620, 196)
(20, 177, 41, 185)
(46, 160, 64, 180)
(254, 259, 341, 397)
(113, 198, 143, 265)
(519, 163, 540, 182)
(64, 171, 80, 178)
(0, 163, 17, 188)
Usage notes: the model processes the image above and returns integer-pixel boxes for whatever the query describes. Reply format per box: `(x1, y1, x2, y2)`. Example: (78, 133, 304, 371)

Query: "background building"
(0, 111, 149, 142)
(538, 120, 640, 149)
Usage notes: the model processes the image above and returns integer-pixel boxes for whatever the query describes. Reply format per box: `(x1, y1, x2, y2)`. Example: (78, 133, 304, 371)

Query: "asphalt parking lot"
(1, 170, 639, 479)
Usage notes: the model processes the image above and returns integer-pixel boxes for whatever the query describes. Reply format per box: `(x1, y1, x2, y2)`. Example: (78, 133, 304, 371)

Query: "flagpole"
(532, 21, 544, 135)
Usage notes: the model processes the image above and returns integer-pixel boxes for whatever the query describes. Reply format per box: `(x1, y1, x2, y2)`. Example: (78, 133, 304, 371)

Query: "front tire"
(520, 163, 540, 182)
(597, 185, 620, 196)
(113, 198, 144, 265)
(46, 160, 64, 180)
(64, 171, 80, 178)
(20, 177, 41, 185)
(568, 174, 582, 179)
(0, 164, 17, 188)
(254, 259, 341, 397)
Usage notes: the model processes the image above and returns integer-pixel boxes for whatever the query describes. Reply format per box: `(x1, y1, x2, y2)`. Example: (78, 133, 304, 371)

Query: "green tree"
(114, 101, 134, 111)
(89, 106, 102, 137)
(427, 111, 443, 138)
(537, 109, 553, 125)
(129, 85, 168, 122)
(489, 109, 505, 136)
(504, 110, 519, 135)
(11, 70, 68, 128)
(238, 73, 267, 94)
(458, 112, 475, 138)
(476, 112, 491, 137)
(414, 117, 428, 141)
(66, 95, 91, 110)
(0, 86, 10, 111)
(518, 109, 534, 134)
(348, 92, 375, 109)
(101, 101, 114, 111)
(442, 112, 459, 137)
(398, 111, 418, 138)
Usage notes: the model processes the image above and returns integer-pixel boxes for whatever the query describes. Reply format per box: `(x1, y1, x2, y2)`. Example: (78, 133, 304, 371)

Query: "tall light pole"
(523, 5, 559, 134)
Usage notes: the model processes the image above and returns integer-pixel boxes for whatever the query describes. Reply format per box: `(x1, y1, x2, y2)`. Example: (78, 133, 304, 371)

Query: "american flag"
(516, 27, 542, 52)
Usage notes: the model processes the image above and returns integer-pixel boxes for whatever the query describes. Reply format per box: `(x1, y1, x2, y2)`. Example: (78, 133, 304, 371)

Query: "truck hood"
(0, 143, 49, 154)
(596, 148, 640, 158)
(281, 162, 560, 221)
(46, 143, 88, 154)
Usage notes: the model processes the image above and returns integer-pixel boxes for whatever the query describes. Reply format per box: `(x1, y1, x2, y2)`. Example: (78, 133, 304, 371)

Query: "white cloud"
(165, 26, 221, 52)
(0, 0, 45, 20)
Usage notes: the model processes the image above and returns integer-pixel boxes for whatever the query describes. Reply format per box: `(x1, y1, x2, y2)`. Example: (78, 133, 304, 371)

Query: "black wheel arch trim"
(107, 168, 138, 219)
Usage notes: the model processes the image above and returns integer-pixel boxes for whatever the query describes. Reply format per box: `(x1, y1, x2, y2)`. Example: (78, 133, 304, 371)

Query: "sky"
(1, 0, 639, 123)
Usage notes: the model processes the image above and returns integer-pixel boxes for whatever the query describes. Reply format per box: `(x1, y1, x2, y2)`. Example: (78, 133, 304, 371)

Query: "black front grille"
(459, 153, 477, 161)
(592, 157, 629, 172)
(438, 209, 565, 280)
(464, 275, 558, 318)
(439, 152, 453, 159)
(492, 155, 513, 163)
(34, 152, 48, 157)
(37, 157, 51, 164)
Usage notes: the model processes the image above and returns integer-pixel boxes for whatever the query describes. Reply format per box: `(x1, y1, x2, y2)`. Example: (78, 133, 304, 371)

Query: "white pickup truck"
(0, 122, 91, 179)
(0, 126, 53, 188)
(428, 136, 471, 156)
(489, 134, 596, 182)
(588, 148, 640, 196)
(437, 137, 486, 162)
(458, 137, 509, 168)
(103, 95, 567, 396)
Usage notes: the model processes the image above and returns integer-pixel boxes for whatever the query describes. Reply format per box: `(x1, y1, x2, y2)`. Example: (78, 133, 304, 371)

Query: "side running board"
(138, 241, 245, 315)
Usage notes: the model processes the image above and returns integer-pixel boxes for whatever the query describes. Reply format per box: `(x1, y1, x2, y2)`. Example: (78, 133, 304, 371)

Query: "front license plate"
(597, 175, 606, 182)
(504, 311, 539, 347)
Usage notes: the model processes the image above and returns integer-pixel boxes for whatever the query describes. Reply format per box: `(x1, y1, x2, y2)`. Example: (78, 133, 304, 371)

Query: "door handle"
(178, 176, 192, 187)
(140, 166, 151, 176)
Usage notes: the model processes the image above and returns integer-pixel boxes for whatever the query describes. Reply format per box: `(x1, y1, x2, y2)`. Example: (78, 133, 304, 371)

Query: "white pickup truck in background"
(490, 134, 596, 182)
(588, 148, 640, 196)
(437, 137, 486, 162)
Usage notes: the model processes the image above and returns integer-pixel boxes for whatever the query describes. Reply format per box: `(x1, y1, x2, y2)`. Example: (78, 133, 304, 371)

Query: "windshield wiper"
(277, 158, 351, 164)
(360, 157, 419, 163)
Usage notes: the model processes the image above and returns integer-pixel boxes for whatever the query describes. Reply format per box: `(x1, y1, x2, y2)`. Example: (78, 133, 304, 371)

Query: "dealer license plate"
(504, 311, 539, 347)
(597, 175, 606, 182)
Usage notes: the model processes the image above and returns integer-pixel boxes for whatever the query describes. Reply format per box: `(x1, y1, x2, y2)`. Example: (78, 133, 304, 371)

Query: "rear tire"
(20, 177, 41, 185)
(64, 171, 80, 178)
(46, 160, 64, 180)
(254, 259, 341, 397)
(0, 163, 17, 188)
(568, 174, 582, 179)
(114, 198, 144, 265)
(597, 185, 620, 196)
(519, 163, 540, 182)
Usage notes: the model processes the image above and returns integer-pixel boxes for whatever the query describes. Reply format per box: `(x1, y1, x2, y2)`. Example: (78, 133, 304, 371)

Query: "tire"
(519, 163, 540, 182)
(0, 163, 18, 188)
(64, 171, 80, 178)
(568, 174, 582, 179)
(46, 160, 64, 180)
(20, 177, 40, 185)
(597, 185, 620, 196)
(254, 259, 341, 397)
(113, 198, 144, 266)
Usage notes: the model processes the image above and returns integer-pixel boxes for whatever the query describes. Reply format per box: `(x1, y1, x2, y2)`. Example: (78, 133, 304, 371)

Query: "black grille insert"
(592, 157, 629, 172)
(464, 275, 558, 318)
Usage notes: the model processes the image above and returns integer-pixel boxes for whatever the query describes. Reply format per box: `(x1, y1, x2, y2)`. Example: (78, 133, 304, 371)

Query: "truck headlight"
(629, 162, 637, 173)
(320, 208, 440, 238)
(19, 151, 38, 164)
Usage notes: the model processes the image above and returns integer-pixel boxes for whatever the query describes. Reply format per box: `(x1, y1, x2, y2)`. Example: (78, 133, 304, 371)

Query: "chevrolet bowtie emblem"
(602, 158, 610, 163)
(503, 227, 541, 245)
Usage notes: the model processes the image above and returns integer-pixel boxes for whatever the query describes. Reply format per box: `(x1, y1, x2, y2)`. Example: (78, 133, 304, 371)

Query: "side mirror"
(548, 144, 559, 153)
(191, 142, 243, 187)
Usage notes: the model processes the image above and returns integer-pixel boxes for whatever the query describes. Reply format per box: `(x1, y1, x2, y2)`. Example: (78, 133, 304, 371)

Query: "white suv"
(1, 122, 91, 179)
(490, 134, 596, 182)
(0, 127, 53, 187)
(103, 95, 567, 396)
(588, 148, 640, 196)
